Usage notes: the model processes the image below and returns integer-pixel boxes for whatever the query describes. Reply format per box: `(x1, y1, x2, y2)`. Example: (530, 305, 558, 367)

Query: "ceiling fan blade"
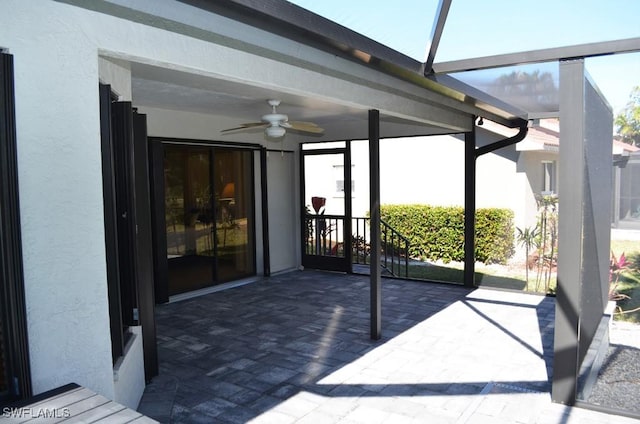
(286, 121, 324, 134)
(221, 122, 267, 133)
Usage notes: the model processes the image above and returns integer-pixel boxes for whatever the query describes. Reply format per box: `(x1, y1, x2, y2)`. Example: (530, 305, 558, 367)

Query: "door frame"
(0, 51, 31, 405)
(300, 143, 353, 273)
(99, 85, 158, 382)
(148, 138, 264, 303)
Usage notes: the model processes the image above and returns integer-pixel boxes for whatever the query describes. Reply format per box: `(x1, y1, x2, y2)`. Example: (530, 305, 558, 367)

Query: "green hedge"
(380, 204, 515, 264)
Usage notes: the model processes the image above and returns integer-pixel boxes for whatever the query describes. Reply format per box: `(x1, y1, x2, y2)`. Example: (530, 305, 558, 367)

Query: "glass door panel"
(162, 144, 256, 297)
(302, 151, 350, 272)
(164, 147, 215, 295)
(214, 149, 255, 282)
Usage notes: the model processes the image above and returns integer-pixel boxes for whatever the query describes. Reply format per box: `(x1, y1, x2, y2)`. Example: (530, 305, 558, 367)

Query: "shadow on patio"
(138, 270, 556, 423)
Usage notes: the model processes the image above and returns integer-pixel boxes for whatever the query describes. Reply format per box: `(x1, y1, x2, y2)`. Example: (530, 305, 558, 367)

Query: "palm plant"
(516, 225, 540, 291)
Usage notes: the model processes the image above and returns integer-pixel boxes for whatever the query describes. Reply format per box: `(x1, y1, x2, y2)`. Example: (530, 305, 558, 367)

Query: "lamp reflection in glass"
(221, 182, 235, 200)
(218, 182, 236, 247)
(311, 196, 326, 255)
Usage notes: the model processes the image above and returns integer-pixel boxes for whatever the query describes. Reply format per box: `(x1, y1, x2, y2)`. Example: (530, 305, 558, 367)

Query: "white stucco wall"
(0, 1, 115, 397)
(113, 327, 145, 409)
(267, 151, 299, 273)
(379, 135, 466, 208)
(517, 151, 559, 230)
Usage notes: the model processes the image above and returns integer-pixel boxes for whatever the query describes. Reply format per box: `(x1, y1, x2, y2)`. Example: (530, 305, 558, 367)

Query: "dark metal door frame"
(148, 139, 263, 300)
(300, 145, 353, 273)
(100, 88, 158, 381)
(0, 51, 31, 404)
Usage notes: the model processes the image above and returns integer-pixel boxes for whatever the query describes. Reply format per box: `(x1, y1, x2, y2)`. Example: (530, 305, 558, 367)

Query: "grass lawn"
(396, 238, 640, 322)
(406, 263, 527, 290)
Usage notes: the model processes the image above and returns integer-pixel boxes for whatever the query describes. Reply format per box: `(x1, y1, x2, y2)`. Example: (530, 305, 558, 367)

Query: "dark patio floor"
(137, 270, 636, 424)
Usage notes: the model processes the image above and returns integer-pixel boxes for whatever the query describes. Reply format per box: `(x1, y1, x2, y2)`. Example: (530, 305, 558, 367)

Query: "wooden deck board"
(4, 385, 157, 423)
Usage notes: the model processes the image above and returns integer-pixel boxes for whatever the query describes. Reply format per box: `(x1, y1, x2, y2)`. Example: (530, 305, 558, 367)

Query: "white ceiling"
(129, 62, 463, 144)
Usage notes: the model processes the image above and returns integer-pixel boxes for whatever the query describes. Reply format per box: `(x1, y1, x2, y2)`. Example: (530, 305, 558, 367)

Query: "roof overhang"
(175, 0, 529, 128)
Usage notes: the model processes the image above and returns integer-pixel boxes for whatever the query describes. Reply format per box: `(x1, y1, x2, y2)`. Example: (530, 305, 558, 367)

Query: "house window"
(334, 164, 355, 197)
(542, 161, 556, 194)
(336, 179, 355, 193)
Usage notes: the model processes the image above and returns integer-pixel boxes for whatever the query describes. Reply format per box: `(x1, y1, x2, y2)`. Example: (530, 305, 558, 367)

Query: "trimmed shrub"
(380, 204, 514, 264)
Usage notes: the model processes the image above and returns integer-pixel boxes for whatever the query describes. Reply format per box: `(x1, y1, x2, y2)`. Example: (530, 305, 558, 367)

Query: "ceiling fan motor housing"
(265, 125, 286, 138)
(261, 113, 288, 124)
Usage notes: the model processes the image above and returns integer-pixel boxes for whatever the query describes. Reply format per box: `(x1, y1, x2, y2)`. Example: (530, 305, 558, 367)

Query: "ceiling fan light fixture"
(265, 125, 286, 138)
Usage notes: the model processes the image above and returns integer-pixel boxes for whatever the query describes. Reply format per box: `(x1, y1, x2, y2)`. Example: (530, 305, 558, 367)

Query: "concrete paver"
(138, 270, 639, 423)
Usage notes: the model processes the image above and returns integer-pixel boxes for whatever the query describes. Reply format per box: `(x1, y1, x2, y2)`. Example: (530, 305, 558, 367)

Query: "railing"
(353, 217, 410, 278)
(303, 215, 410, 278)
(304, 214, 345, 257)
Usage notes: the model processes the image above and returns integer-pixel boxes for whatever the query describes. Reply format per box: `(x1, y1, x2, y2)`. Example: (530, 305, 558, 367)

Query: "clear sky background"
(289, 0, 640, 117)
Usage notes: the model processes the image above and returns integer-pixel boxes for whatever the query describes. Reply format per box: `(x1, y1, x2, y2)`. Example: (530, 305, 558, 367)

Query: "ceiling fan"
(221, 99, 324, 138)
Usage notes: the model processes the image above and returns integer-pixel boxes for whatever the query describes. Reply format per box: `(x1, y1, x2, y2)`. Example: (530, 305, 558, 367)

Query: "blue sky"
(289, 0, 640, 115)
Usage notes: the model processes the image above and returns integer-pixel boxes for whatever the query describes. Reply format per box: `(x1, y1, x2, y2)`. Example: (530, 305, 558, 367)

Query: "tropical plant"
(534, 194, 558, 293)
(615, 86, 640, 147)
(610, 251, 631, 300)
(516, 225, 540, 290)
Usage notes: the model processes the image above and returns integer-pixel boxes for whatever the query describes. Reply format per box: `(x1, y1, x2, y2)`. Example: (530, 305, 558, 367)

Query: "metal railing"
(304, 214, 345, 257)
(353, 217, 410, 278)
(303, 215, 410, 277)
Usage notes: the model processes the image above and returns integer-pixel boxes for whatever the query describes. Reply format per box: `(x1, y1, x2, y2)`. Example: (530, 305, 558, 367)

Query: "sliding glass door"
(162, 144, 255, 297)
(214, 149, 255, 281)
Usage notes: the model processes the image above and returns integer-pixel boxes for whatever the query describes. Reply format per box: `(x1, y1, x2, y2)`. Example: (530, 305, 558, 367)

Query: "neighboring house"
(613, 145, 640, 229)
(307, 118, 638, 245)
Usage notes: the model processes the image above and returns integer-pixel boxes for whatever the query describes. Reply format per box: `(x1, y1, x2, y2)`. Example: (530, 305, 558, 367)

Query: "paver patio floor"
(138, 270, 638, 423)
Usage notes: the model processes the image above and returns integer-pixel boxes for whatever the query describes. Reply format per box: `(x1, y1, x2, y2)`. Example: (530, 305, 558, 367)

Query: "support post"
(369, 109, 381, 340)
(463, 125, 476, 288)
(552, 59, 585, 405)
(344, 140, 353, 273)
(552, 58, 613, 405)
(260, 148, 271, 276)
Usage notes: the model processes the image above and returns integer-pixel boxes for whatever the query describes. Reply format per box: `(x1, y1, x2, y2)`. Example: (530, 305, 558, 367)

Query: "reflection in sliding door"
(162, 144, 255, 297)
(215, 149, 255, 282)
(165, 147, 215, 295)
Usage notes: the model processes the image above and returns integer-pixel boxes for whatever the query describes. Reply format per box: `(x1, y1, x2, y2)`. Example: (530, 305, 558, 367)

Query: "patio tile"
(192, 397, 237, 418)
(138, 269, 635, 423)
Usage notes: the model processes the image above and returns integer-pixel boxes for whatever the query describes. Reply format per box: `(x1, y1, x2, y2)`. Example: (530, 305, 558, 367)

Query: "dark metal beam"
(369, 110, 381, 340)
(463, 125, 476, 288)
(344, 140, 353, 274)
(260, 148, 271, 277)
(424, 0, 452, 75)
